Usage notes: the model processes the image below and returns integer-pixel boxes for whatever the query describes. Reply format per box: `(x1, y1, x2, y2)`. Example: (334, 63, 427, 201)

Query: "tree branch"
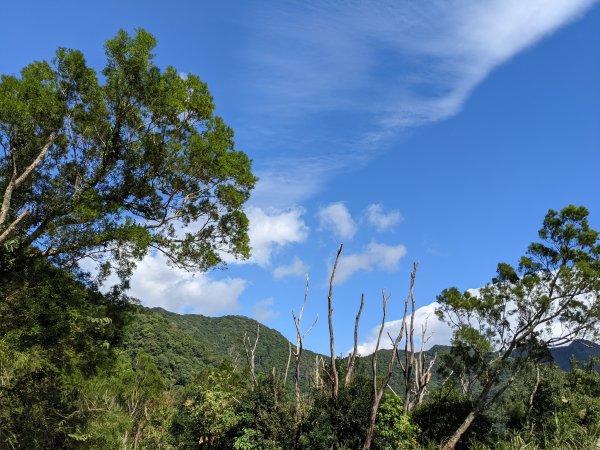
(345, 293, 365, 387)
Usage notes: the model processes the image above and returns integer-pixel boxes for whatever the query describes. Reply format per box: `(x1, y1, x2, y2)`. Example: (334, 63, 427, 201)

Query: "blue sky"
(2, 1, 599, 354)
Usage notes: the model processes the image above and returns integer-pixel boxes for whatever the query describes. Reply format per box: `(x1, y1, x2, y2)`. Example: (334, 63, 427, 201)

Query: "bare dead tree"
(327, 244, 343, 400)
(362, 290, 402, 450)
(311, 355, 329, 389)
(243, 323, 260, 390)
(227, 345, 242, 372)
(292, 274, 318, 422)
(363, 264, 417, 450)
(394, 264, 437, 413)
(411, 316, 438, 409)
(314, 355, 326, 389)
(526, 364, 541, 431)
(283, 341, 292, 387)
(399, 264, 418, 415)
(345, 293, 365, 388)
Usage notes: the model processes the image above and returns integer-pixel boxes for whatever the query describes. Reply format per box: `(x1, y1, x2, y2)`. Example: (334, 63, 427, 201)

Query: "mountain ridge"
(122, 306, 600, 388)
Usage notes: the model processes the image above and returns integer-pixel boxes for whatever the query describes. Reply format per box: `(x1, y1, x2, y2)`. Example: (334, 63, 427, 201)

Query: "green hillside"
(123, 306, 599, 391)
(123, 306, 323, 387)
(122, 306, 446, 391)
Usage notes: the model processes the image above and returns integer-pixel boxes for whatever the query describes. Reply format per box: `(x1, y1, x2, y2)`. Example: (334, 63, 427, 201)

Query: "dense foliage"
(0, 260, 132, 448)
(0, 29, 256, 280)
(1, 269, 599, 448)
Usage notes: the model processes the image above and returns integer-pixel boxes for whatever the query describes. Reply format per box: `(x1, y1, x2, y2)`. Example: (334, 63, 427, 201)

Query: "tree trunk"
(441, 375, 496, 450)
(292, 274, 317, 424)
(244, 324, 260, 390)
(327, 244, 343, 400)
(363, 263, 417, 450)
(345, 293, 364, 387)
(441, 410, 478, 450)
(363, 391, 383, 450)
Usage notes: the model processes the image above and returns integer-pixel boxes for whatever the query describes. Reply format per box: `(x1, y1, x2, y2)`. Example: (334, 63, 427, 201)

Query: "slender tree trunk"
(284, 341, 292, 386)
(526, 364, 541, 432)
(292, 274, 317, 423)
(403, 277, 417, 415)
(410, 315, 436, 410)
(441, 376, 496, 450)
(345, 293, 365, 387)
(362, 291, 392, 450)
(327, 244, 343, 400)
(442, 411, 479, 450)
(244, 324, 260, 390)
(363, 390, 384, 450)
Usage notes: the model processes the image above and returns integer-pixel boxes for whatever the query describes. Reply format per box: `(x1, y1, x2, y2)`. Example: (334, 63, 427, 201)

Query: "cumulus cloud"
(356, 302, 453, 355)
(318, 202, 357, 240)
(116, 253, 247, 315)
(366, 204, 403, 232)
(354, 285, 597, 356)
(246, 207, 309, 266)
(273, 256, 309, 279)
(252, 297, 277, 322)
(334, 241, 407, 284)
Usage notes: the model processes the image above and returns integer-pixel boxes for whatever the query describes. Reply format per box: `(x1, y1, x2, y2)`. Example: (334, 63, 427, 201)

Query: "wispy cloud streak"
(244, 0, 597, 199)
(251, 0, 596, 132)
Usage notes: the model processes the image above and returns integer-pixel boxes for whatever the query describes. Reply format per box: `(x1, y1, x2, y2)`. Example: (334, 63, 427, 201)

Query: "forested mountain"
(123, 306, 322, 387)
(550, 340, 600, 371)
(122, 306, 599, 390)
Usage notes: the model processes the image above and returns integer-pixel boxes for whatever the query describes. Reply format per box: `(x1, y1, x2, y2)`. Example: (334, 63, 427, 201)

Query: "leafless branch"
(291, 274, 317, 423)
(244, 323, 260, 390)
(345, 293, 365, 387)
(363, 263, 417, 449)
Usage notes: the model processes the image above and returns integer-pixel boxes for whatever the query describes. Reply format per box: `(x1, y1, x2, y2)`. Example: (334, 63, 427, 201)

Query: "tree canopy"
(436, 205, 600, 449)
(0, 29, 256, 279)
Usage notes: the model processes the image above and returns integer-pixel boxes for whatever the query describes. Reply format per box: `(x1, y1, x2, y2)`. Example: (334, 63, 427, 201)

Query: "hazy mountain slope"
(549, 340, 600, 371)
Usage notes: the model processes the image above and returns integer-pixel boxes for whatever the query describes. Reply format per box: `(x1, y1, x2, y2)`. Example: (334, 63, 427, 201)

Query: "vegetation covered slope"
(122, 306, 598, 390)
(123, 306, 323, 388)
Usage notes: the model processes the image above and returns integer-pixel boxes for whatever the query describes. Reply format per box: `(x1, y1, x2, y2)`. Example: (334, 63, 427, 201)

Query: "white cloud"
(250, 1, 596, 136)
(366, 204, 403, 232)
(318, 202, 357, 240)
(110, 253, 247, 315)
(246, 207, 309, 266)
(354, 284, 598, 356)
(240, 1, 597, 206)
(356, 302, 453, 355)
(251, 154, 347, 208)
(335, 241, 407, 284)
(273, 256, 309, 279)
(375, 0, 597, 135)
(252, 297, 277, 322)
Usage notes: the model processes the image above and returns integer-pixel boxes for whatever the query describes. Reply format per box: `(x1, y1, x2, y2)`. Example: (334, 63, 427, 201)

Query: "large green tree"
(0, 29, 256, 278)
(436, 205, 600, 449)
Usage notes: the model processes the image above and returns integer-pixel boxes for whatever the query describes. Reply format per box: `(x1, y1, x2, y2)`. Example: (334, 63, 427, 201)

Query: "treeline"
(0, 259, 599, 449)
